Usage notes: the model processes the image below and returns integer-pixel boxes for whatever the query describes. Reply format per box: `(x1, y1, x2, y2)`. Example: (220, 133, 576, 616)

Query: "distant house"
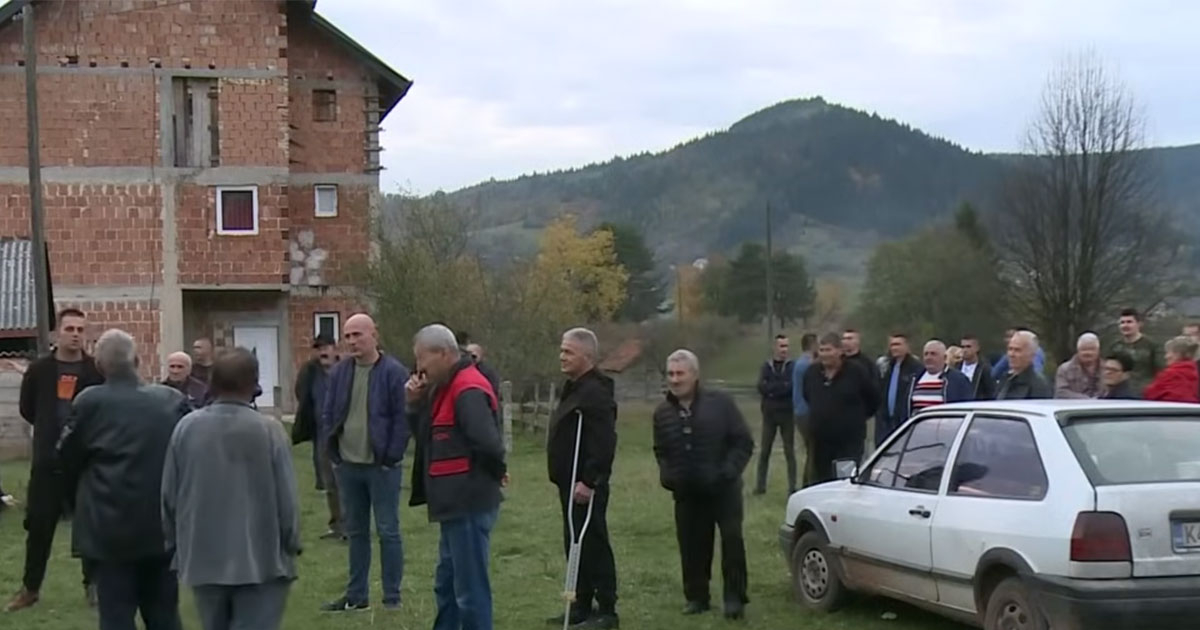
(0, 238, 50, 458)
(0, 0, 411, 410)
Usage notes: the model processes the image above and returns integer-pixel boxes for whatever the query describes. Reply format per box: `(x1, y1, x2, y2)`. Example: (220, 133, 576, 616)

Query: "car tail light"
(1070, 512, 1132, 562)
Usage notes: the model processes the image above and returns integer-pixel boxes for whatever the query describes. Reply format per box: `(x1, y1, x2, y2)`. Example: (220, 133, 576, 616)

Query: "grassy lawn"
(0, 399, 966, 630)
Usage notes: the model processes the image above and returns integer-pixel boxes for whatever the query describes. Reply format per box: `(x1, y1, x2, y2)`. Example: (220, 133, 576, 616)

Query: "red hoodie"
(1143, 360, 1200, 403)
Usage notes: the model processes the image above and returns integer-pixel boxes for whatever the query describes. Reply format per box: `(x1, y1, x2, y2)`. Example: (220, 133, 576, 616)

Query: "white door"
(233, 326, 278, 408)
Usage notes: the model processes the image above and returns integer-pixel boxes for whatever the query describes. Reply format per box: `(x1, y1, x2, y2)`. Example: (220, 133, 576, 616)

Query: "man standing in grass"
(292, 334, 343, 541)
(407, 324, 507, 630)
(754, 334, 795, 496)
(163, 348, 300, 630)
(547, 328, 619, 629)
(319, 313, 411, 612)
(653, 349, 754, 621)
(790, 333, 817, 488)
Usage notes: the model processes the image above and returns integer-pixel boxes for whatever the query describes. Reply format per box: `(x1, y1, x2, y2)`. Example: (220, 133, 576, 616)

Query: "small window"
(951, 416, 1048, 499)
(314, 185, 338, 218)
(313, 89, 337, 122)
(863, 416, 964, 492)
(216, 186, 258, 235)
(314, 312, 339, 341)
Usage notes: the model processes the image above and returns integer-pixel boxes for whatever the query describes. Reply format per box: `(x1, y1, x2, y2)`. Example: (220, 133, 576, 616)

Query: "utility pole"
(765, 202, 774, 353)
(675, 264, 684, 325)
(24, 2, 51, 354)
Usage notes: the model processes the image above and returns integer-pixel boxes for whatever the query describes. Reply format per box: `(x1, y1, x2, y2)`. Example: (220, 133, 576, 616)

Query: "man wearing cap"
(293, 334, 342, 540)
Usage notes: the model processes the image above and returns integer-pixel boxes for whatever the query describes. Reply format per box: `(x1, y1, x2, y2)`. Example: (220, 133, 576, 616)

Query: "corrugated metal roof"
(0, 239, 35, 332)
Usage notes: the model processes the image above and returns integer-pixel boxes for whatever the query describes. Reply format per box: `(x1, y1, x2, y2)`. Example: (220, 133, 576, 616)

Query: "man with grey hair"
(406, 324, 506, 629)
(1055, 333, 1102, 399)
(997, 330, 1052, 400)
(653, 349, 753, 620)
(547, 327, 619, 628)
(161, 351, 208, 410)
(57, 329, 188, 629)
(907, 339, 972, 414)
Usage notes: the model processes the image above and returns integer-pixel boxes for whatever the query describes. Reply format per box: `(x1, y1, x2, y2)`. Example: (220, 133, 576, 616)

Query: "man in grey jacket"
(162, 348, 300, 630)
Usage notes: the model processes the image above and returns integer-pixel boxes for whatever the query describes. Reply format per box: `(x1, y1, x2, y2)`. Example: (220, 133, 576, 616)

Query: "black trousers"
(755, 405, 796, 492)
(810, 436, 865, 485)
(92, 554, 181, 630)
(673, 483, 748, 606)
(796, 414, 815, 489)
(22, 466, 93, 592)
(558, 483, 618, 614)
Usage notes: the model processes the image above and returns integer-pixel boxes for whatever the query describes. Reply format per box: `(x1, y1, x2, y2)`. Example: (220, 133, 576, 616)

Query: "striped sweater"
(910, 372, 946, 411)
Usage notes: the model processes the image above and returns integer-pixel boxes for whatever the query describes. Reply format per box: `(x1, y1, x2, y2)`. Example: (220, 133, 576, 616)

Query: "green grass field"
(0, 400, 966, 630)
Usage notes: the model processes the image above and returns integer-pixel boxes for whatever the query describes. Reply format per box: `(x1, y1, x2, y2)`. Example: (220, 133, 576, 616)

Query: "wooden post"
(23, 3, 51, 354)
(501, 380, 513, 454)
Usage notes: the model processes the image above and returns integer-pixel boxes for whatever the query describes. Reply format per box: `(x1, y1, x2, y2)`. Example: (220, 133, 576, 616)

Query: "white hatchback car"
(779, 400, 1200, 630)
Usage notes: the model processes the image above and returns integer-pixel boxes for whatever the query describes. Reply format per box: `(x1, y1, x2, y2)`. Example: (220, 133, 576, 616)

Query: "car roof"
(919, 399, 1200, 420)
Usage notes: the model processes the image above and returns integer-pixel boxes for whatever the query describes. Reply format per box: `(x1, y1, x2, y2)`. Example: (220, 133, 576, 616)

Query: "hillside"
(441, 97, 1200, 280)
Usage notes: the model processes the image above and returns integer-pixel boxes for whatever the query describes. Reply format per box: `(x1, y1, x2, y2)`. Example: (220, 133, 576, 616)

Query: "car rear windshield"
(1062, 415, 1200, 485)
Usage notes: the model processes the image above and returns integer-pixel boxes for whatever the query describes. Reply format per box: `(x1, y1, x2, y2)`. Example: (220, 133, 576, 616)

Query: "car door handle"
(908, 506, 931, 519)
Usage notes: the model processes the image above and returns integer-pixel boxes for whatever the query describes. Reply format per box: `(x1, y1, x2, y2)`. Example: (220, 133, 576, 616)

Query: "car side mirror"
(834, 458, 859, 482)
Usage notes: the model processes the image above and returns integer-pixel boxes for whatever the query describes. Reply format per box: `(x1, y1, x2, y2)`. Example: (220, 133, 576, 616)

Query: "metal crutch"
(562, 410, 595, 630)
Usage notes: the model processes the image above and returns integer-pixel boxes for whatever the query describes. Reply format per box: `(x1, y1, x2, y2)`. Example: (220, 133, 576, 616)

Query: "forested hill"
(445, 97, 1200, 263)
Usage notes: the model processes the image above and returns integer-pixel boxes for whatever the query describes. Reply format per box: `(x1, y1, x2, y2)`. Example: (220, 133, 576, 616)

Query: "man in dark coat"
(653, 349, 754, 621)
(754, 334, 795, 495)
(57, 329, 187, 630)
(959, 335, 995, 400)
(407, 324, 506, 630)
(161, 352, 208, 411)
(6, 308, 104, 613)
(803, 333, 883, 484)
(547, 328, 618, 629)
(876, 333, 922, 447)
(997, 331, 1052, 400)
(841, 329, 878, 383)
(292, 334, 342, 539)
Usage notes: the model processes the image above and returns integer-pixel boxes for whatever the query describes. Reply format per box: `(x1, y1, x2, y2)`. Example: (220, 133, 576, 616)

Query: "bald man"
(162, 351, 209, 410)
(906, 340, 972, 418)
(318, 313, 411, 612)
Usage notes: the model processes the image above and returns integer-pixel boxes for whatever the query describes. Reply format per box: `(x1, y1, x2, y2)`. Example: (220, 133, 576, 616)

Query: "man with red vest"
(408, 324, 506, 630)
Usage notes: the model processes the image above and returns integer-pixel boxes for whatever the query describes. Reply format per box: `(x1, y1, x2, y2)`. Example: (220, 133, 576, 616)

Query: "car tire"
(983, 576, 1047, 630)
(791, 530, 849, 612)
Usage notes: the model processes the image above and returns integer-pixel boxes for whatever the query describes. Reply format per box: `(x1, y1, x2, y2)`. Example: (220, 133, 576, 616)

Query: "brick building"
(0, 0, 410, 410)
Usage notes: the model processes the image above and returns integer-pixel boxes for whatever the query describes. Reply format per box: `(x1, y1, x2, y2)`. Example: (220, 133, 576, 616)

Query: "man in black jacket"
(291, 334, 341, 539)
(407, 325, 506, 630)
(754, 334, 795, 495)
(997, 331, 1052, 400)
(841, 329, 878, 381)
(547, 327, 618, 629)
(876, 333, 922, 447)
(653, 349, 754, 620)
(959, 335, 996, 400)
(57, 329, 187, 630)
(6, 308, 104, 613)
(803, 333, 883, 484)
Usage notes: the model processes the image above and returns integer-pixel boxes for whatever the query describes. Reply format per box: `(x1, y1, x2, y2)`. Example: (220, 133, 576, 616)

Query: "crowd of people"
(753, 308, 1200, 493)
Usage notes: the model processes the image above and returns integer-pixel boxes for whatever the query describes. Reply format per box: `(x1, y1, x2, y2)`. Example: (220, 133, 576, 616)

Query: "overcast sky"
(318, 0, 1200, 194)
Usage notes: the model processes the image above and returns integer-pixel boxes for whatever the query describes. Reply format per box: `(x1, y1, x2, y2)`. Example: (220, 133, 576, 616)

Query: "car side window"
(862, 416, 964, 492)
(949, 415, 1048, 500)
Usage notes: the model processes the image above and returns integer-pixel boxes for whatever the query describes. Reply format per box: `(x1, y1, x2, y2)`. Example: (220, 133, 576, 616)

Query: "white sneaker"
(0, 494, 15, 507)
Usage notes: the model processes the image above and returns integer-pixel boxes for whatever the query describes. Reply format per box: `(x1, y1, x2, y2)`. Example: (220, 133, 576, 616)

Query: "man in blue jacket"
(790, 333, 817, 488)
(319, 313, 411, 613)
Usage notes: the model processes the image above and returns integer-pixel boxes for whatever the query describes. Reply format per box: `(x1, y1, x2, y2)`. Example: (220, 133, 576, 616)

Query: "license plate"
(1171, 521, 1200, 551)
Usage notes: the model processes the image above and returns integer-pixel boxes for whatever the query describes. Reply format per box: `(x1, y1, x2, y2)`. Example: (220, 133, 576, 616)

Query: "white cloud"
(317, 0, 1200, 193)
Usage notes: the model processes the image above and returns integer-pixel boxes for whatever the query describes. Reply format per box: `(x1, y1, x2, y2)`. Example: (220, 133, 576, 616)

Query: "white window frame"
(314, 184, 338, 218)
(215, 185, 259, 236)
(314, 312, 340, 341)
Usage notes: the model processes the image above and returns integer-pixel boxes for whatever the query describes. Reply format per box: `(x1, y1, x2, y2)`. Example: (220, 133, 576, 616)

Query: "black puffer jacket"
(548, 370, 617, 488)
(57, 371, 187, 561)
(20, 353, 104, 469)
(652, 386, 754, 495)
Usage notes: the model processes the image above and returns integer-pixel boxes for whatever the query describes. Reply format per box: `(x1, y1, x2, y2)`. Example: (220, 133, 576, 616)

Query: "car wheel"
(984, 577, 1047, 630)
(791, 530, 848, 612)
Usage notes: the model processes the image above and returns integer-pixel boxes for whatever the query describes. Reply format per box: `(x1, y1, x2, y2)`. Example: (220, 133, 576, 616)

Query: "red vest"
(428, 365, 498, 477)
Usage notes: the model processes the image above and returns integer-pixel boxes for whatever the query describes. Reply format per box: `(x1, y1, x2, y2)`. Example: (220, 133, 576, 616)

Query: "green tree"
(704, 242, 817, 326)
(596, 222, 664, 321)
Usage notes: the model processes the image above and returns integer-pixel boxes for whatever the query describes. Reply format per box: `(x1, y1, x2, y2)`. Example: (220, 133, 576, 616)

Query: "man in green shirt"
(1112, 308, 1162, 395)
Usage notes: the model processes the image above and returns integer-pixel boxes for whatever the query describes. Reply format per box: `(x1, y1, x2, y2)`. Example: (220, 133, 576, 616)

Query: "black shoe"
(548, 607, 591, 626)
(320, 597, 369, 612)
(724, 600, 745, 620)
(682, 601, 710, 615)
(573, 613, 619, 629)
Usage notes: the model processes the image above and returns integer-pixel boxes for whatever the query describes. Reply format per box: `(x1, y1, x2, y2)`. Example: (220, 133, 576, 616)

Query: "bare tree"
(997, 53, 1182, 361)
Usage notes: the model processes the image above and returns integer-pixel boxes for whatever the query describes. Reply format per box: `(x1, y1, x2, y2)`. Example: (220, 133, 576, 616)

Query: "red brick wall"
(288, 183, 370, 284)
(217, 77, 290, 167)
(0, 182, 163, 286)
(176, 183, 288, 285)
(62, 298, 162, 377)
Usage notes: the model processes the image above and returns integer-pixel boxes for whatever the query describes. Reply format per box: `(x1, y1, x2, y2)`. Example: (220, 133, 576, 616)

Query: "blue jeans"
(337, 463, 404, 605)
(433, 508, 499, 630)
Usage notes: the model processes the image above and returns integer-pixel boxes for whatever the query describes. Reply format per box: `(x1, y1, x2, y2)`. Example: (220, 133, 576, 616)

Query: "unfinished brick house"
(0, 0, 410, 410)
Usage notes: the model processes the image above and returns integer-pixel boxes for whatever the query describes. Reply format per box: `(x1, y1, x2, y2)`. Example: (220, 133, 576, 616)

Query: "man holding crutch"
(547, 328, 618, 629)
